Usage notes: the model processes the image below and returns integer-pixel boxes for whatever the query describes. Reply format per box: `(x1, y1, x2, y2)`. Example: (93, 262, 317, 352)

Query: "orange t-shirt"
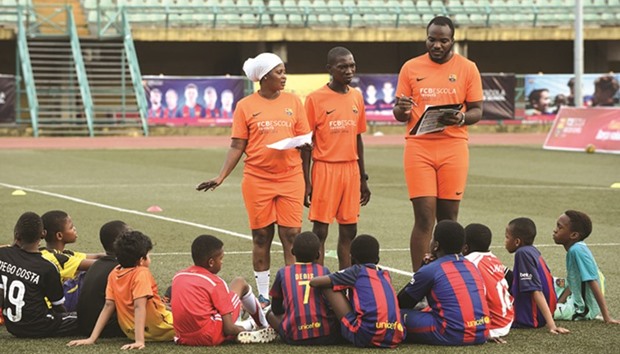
(395, 53, 483, 140)
(105, 265, 174, 341)
(305, 85, 367, 162)
(232, 92, 310, 178)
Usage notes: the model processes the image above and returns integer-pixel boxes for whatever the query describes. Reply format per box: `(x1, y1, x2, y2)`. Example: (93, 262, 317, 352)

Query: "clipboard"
(409, 103, 464, 136)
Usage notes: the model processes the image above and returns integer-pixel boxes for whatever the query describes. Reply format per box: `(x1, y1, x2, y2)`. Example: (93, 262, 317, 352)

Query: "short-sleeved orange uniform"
(305, 85, 367, 224)
(395, 53, 483, 200)
(232, 92, 310, 229)
(105, 265, 174, 341)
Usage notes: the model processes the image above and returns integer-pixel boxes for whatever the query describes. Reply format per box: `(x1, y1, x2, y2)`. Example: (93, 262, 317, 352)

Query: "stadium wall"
(0, 35, 618, 76)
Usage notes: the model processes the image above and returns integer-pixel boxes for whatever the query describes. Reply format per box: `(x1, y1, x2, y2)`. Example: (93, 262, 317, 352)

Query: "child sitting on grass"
(505, 217, 569, 334)
(1, 211, 78, 338)
(267, 231, 338, 345)
(171, 234, 277, 346)
(463, 223, 514, 343)
(67, 230, 174, 349)
(552, 210, 620, 324)
(41, 210, 104, 311)
(76, 220, 130, 338)
(399, 220, 490, 346)
(310, 234, 405, 348)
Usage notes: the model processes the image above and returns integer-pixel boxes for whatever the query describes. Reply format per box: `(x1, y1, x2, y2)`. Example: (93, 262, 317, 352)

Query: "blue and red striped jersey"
(329, 263, 405, 348)
(401, 254, 490, 344)
(511, 245, 557, 328)
(269, 262, 336, 341)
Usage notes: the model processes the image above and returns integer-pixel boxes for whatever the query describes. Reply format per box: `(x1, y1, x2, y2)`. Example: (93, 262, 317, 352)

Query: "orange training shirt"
(232, 92, 310, 178)
(105, 265, 174, 341)
(395, 53, 483, 140)
(305, 84, 367, 162)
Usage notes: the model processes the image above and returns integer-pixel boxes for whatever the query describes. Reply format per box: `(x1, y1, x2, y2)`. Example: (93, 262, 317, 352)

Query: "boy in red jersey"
(310, 234, 405, 348)
(171, 234, 277, 346)
(267, 231, 338, 345)
(505, 217, 569, 334)
(463, 223, 514, 343)
(399, 220, 490, 346)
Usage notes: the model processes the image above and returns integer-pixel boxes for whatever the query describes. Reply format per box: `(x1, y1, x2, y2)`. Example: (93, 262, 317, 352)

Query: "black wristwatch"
(361, 173, 369, 181)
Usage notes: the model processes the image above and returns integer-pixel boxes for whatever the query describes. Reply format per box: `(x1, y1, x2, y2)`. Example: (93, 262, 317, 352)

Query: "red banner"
(543, 107, 620, 154)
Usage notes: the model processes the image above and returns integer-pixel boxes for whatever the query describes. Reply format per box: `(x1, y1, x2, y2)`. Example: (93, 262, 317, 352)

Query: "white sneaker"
(237, 327, 278, 344)
(235, 317, 255, 331)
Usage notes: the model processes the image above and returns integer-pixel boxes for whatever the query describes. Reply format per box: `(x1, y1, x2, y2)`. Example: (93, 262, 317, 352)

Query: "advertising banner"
(0, 74, 16, 123)
(524, 73, 620, 121)
(543, 107, 620, 154)
(353, 73, 516, 123)
(481, 73, 515, 120)
(143, 76, 245, 126)
(351, 74, 399, 123)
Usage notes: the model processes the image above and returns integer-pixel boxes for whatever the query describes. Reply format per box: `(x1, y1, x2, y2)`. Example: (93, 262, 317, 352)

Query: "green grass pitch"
(0, 144, 619, 353)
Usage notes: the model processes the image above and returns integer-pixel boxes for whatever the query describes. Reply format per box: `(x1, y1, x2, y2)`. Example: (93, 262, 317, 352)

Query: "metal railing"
(121, 11, 149, 136)
(68, 8, 95, 136)
(16, 8, 39, 136)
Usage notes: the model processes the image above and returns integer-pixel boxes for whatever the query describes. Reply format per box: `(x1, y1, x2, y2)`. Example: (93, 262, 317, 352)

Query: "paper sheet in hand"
(266, 132, 313, 150)
(409, 104, 463, 136)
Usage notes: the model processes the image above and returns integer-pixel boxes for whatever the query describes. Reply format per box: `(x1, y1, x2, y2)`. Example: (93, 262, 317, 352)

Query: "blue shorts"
(402, 309, 486, 346)
(340, 311, 373, 347)
(277, 324, 340, 345)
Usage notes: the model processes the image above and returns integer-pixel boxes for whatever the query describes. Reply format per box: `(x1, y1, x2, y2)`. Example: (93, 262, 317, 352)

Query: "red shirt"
(171, 265, 236, 338)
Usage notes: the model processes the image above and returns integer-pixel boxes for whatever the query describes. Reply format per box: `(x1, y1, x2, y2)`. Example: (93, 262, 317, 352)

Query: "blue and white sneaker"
(258, 294, 271, 312)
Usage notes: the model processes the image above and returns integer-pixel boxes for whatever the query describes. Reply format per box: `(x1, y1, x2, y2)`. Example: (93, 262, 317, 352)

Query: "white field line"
(4, 182, 617, 279)
(21, 182, 616, 191)
(1, 182, 413, 276)
(0, 182, 255, 243)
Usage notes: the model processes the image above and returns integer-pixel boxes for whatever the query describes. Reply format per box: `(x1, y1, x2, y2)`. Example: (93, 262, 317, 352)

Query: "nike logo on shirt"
(327, 109, 336, 115)
(416, 77, 426, 81)
(252, 112, 262, 117)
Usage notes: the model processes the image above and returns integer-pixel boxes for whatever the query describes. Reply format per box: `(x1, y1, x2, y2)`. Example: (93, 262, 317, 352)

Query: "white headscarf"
(242, 53, 283, 82)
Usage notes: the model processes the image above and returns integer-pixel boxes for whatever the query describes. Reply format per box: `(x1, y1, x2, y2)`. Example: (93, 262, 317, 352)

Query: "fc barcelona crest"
(449, 74, 457, 82)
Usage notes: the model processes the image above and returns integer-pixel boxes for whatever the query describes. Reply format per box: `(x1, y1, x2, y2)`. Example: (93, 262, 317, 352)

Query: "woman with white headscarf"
(197, 53, 310, 307)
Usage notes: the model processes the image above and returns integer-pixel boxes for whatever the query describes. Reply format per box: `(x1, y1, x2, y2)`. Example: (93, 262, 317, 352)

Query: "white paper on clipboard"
(409, 104, 463, 136)
(266, 132, 313, 150)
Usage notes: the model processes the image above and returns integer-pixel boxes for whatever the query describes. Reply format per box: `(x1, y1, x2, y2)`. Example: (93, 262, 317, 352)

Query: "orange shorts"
(241, 169, 304, 229)
(403, 138, 469, 200)
(309, 160, 360, 224)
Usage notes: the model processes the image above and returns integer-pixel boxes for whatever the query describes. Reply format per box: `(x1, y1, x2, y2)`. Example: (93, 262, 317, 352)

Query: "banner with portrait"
(350, 74, 399, 123)
(524, 73, 620, 121)
(0, 74, 16, 123)
(143, 76, 245, 126)
(481, 73, 515, 120)
(543, 107, 620, 154)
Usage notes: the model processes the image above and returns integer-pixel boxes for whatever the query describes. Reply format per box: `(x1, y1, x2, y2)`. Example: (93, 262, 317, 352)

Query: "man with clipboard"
(392, 16, 483, 274)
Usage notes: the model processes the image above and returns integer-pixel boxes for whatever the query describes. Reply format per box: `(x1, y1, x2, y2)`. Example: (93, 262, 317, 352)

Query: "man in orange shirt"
(303, 46, 370, 270)
(393, 16, 483, 272)
(197, 53, 310, 306)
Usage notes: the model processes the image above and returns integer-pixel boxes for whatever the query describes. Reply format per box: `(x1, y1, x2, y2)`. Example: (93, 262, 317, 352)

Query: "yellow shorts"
(309, 160, 360, 224)
(403, 138, 469, 200)
(241, 170, 304, 229)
